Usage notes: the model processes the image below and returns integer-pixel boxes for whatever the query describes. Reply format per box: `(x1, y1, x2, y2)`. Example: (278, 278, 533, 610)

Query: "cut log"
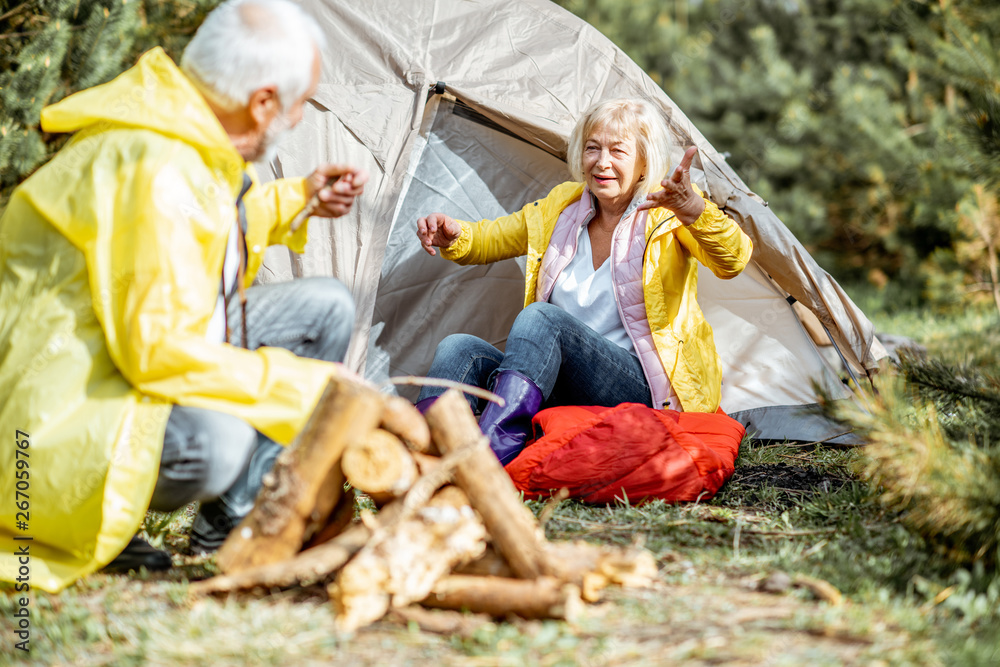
(215, 376, 385, 574)
(427, 485, 470, 510)
(421, 575, 583, 621)
(191, 502, 406, 596)
(412, 452, 443, 476)
(380, 395, 434, 453)
(301, 461, 347, 544)
(328, 486, 487, 633)
(193, 523, 368, 595)
(388, 606, 490, 636)
(453, 541, 658, 600)
(544, 541, 658, 602)
(304, 489, 357, 549)
(454, 546, 514, 578)
(341, 429, 418, 505)
(423, 390, 552, 580)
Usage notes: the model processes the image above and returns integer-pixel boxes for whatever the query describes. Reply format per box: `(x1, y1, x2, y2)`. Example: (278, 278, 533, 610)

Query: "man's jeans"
(148, 277, 354, 550)
(417, 302, 652, 413)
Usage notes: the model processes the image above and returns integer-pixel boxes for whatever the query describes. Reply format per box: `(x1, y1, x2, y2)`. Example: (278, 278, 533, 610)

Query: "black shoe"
(187, 506, 233, 555)
(103, 535, 172, 573)
(188, 436, 284, 555)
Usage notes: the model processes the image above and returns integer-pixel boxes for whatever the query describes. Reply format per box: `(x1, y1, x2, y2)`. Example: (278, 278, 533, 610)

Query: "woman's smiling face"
(582, 127, 645, 211)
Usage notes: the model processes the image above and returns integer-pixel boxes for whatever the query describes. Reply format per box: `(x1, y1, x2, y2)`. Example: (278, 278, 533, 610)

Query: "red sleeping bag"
(504, 403, 745, 504)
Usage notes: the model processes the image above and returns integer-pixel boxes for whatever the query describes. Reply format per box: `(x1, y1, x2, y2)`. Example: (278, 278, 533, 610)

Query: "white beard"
(255, 111, 293, 164)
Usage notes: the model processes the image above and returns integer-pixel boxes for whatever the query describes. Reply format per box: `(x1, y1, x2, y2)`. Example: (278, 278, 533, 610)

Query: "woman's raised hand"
(637, 145, 706, 225)
(417, 213, 462, 256)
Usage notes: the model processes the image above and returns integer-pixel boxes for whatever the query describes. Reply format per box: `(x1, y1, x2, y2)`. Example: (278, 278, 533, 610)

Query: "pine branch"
(0, 2, 31, 23)
(897, 349, 1000, 411)
(827, 372, 1000, 566)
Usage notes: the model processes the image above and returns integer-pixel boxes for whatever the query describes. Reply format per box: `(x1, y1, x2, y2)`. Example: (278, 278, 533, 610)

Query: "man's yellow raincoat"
(0, 48, 335, 592)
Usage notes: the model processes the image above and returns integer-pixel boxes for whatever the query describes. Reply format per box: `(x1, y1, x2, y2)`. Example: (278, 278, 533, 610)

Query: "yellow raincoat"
(0, 48, 336, 592)
(441, 181, 753, 412)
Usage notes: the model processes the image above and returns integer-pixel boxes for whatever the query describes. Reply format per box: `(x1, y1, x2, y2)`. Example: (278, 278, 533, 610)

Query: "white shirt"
(205, 219, 241, 343)
(549, 223, 635, 356)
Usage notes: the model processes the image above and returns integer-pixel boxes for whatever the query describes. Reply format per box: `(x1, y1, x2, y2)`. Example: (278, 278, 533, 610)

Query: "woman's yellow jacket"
(0, 48, 335, 592)
(441, 181, 753, 413)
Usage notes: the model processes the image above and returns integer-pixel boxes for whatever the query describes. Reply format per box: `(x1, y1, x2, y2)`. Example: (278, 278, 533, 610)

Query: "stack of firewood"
(191, 376, 657, 633)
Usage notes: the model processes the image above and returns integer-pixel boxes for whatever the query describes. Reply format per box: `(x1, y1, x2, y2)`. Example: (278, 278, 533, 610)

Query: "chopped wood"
(412, 452, 443, 476)
(388, 605, 490, 636)
(793, 574, 844, 605)
(301, 460, 347, 544)
(195, 384, 657, 628)
(421, 575, 583, 621)
(427, 485, 471, 509)
(537, 487, 571, 529)
(391, 444, 475, 527)
(454, 546, 514, 578)
(191, 502, 406, 596)
(192, 523, 369, 596)
(423, 390, 553, 580)
(328, 486, 488, 633)
(215, 376, 385, 574)
(380, 395, 434, 453)
(341, 429, 418, 504)
(454, 540, 658, 602)
(544, 541, 658, 602)
(304, 489, 357, 549)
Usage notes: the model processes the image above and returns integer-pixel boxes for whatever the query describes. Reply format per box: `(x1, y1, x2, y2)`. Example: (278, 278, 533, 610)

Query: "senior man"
(0, 0, 365, 591)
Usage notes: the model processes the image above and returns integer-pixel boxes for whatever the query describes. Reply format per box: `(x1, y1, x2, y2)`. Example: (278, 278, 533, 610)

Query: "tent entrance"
(368, 97, 569, 399)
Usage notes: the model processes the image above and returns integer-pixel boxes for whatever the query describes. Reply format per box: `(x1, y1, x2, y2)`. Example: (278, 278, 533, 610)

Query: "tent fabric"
(505, 404, 745, 504)
(260, 0, 887, 441)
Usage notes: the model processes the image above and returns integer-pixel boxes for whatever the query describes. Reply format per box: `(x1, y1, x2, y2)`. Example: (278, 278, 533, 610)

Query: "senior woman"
(414, 98, 753, 465)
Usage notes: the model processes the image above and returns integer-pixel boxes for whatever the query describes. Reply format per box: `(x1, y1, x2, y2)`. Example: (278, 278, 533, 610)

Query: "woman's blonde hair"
(567, 98, 671, 196)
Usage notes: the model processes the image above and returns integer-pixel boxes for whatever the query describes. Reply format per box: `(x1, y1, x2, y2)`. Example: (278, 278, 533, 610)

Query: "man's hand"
(416, 213, 462, 256)
(636, 145, 706, 225)
(306, 164, 369, 218)
(330, 361, 371, 387)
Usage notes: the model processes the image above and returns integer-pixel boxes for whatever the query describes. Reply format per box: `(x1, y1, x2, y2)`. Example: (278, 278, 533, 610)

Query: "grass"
(4, 304, 1000, 665)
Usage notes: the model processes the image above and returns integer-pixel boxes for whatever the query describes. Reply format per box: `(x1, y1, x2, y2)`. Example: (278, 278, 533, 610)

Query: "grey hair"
(567, 98, 672, 196)
(181, 0, 326, 112)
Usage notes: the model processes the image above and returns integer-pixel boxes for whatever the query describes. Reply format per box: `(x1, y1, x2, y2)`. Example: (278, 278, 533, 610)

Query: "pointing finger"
(671, 146, 698, 182)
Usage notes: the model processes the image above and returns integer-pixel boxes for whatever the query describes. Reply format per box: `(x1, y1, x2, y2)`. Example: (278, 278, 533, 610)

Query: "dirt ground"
(8, 564, 906, 667)
(0, 462, 964, 666)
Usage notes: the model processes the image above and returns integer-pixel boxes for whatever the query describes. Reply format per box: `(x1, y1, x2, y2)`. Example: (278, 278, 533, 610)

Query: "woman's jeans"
(148, 277, 355, 550)
(417, 302, 652, 413)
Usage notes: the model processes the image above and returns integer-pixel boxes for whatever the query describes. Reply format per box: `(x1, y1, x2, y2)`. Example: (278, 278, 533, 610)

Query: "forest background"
(2, 0, 1000, 312)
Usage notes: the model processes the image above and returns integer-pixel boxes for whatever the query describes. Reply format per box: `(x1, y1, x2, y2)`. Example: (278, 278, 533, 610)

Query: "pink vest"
(534, 190, 676, 410)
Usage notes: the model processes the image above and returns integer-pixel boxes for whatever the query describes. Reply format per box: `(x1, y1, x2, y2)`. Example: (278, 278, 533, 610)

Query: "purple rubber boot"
(414, 396, 438, 414)
(479, 370, 544, 465)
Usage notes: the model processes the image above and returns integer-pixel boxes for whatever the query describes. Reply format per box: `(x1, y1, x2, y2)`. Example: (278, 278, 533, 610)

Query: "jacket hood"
(41, 47, 243, 180)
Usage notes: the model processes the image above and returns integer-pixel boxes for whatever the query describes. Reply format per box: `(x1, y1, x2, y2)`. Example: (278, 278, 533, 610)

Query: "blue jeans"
(417, 302, 652, 413)
(149, 277, 354, 548)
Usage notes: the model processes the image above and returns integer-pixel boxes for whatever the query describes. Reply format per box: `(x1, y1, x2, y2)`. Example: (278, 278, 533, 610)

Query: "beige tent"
(258, 0, 887, 442)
